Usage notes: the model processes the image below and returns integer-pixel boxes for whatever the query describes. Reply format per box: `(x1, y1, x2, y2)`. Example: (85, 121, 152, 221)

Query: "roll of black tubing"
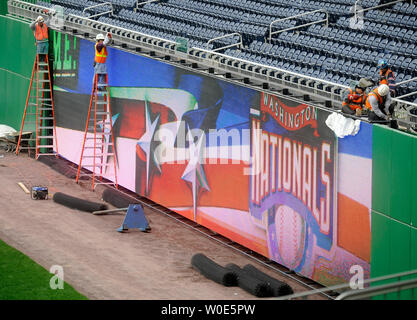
(191, 253, 238, 287)
(243, 264, 294, 296)
(102, 188, 140, 208)
(53, 192, 108, 212)
(226, 263, 273, 297)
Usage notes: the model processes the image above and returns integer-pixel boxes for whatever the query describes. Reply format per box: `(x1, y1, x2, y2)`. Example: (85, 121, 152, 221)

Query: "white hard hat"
(96, 33, 105, 41)
(37, 15, 44, 22)
(377, 84, 390, 97)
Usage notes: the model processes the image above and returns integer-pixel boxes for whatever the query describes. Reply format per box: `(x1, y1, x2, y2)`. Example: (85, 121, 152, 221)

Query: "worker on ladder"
(94, 33, 112, 90)
(30, 10, 53, 61)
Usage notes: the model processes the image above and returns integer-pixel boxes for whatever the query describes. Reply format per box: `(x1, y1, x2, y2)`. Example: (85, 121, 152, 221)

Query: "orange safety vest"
(95, 43, 108, 64)
(365, 88, 384, 111)
(342, 88, 366, 111)
(379, 68, 395, 85)
(34, 23, 48, 41)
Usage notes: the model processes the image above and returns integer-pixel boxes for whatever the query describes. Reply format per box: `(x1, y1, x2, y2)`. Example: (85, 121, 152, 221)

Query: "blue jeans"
(37, 41, 49, 54)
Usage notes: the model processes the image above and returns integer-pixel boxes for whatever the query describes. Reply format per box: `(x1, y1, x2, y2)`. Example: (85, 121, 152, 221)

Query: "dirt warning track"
(0, 153, 325, 300)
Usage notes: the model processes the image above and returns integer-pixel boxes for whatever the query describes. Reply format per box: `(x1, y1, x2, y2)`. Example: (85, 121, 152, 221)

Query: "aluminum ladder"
(16, 53, 59, 158)
(76, 73, 118, 190)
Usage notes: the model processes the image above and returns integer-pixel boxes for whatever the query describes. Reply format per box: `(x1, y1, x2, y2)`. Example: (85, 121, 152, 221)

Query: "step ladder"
(76, 73, 118, 190)
(16, 54, 59, 158)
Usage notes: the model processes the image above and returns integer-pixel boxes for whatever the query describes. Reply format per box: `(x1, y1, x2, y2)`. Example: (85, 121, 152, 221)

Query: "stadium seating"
(37, 0, 417, 101)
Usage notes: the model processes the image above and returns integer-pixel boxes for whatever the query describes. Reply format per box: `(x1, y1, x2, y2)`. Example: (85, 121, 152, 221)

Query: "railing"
(275, 269, 417, 300)
(336, 278, 417, 300)
(353, 0, 411, 21)
(83, 2, 113, 19)
(206, 33, 243, 52)
(396, 77, 417, 100)
(268, 9, 329, 43)
(7, 0, 417, 133)
(136, 0, 160, 12)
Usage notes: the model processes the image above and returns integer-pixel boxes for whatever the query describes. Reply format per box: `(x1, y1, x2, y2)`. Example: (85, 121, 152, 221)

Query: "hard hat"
(377, 59, 388, 69)
(37, 15, 44, 22)
(377, 84, 390, 97)
(96, 33, 105, 41)
(357, 78, 373, 89)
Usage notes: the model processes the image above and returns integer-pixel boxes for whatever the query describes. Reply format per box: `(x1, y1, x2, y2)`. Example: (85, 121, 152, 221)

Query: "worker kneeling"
(342, 79, 369, 116)
(365, 84, 397, 128)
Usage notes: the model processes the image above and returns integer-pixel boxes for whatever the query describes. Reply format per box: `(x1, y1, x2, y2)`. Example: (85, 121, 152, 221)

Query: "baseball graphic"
(275, 205, 307, 270)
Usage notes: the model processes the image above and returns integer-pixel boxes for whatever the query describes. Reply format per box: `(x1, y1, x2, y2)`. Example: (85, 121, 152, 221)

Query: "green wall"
(0, 15, 36, 130)
(0, 0, 7, 16)
(371, 125, 417, 299)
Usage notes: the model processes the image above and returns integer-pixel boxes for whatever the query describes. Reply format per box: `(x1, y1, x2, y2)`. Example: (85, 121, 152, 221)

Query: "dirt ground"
(0, 151, 325, 300)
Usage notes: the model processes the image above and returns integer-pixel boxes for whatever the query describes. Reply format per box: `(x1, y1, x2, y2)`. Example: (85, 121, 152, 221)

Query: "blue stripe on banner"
(77, 39, 177, 94)
(338, 121, 372, 159)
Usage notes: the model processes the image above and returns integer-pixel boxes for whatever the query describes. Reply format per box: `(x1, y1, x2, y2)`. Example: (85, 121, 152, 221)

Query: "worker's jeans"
(94, 62, 107, 88)
(36, 41, 49, 55)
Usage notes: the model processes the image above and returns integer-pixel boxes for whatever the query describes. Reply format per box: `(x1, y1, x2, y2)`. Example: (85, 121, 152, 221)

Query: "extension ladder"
(16, 54, 58, 158)
(76, 73, 118, 190)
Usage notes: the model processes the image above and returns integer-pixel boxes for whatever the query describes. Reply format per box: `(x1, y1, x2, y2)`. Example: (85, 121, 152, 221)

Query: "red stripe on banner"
(118, 102, 173, 139)
(146, 161, 249, 211)
(337, 193, 371, 262)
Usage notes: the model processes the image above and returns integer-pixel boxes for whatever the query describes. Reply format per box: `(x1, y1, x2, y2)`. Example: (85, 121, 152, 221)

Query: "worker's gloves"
(93, 61, 96, 68)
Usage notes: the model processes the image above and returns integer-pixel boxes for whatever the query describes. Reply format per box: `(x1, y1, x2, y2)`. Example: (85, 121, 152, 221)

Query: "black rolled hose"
(102, 188, 140, 208)
(226, 263, 273, 298)
(53, 192, 108, 212)
(243, 264, 294, 296)
(191, 253, 238, 287)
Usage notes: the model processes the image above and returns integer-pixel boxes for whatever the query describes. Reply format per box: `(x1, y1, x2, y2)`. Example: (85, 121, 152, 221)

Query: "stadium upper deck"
(7, 0, 417, 132)
(34, 0, 417, 103)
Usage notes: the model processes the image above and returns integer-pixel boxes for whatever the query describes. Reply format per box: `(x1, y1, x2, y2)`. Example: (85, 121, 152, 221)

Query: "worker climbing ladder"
(16, 53, 58, 158)
(76, 74, 118, 190)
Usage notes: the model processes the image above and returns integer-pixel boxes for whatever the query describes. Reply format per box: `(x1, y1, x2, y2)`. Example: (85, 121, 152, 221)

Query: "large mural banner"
(52, 33, 372, 286)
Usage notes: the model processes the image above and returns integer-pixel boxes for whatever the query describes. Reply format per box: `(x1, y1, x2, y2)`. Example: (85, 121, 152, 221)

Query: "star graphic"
(181, 127, 210, 222)
(137, 100, 161, 195)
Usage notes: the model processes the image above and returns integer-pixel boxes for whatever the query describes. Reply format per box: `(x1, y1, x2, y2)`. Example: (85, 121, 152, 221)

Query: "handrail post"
(136, 0, 160, 11)
(355, 0, 405, 16)
(206, 33, 243, 52)
(268, 9, 328, 43)
(354, 0, 360, 22)
(83, 2, 113, 19)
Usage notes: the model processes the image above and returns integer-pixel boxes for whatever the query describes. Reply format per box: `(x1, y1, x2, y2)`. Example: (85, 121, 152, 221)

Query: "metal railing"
(82, 2, 113, 19)
(275, 269, 417, 300)
(268, 9, 329, 43)
(336, 278, 417, 300)
(353, 0, 411, 21)
(136, 0, 159, 12)
(396, 77, 417, 100)
(7, 0, 417, 133)
(206, 33, 243, 52)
